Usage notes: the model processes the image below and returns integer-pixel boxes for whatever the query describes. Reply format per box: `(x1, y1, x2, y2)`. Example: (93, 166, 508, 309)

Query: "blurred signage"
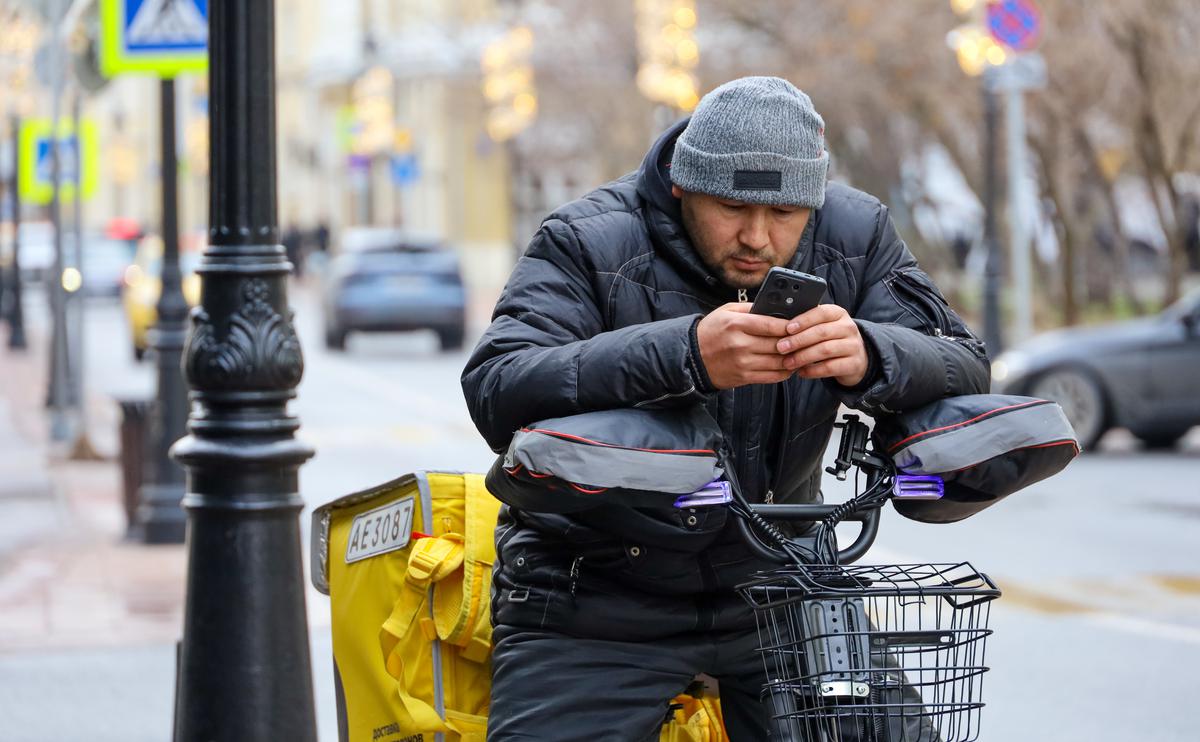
(18, 118, 99, 205)
(99, 0, 208, 77)
(390, 153, 419, 186)
(986, 0, 1040, 51)
(984, 52, 1047, 92)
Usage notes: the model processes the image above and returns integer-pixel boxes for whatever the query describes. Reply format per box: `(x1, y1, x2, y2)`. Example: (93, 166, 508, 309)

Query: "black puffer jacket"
(462, 121, 989, 626)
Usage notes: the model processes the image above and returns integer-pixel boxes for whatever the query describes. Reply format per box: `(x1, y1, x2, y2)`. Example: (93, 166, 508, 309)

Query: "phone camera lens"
(792, 283, 800, 290)
(766, 290, 781, 303)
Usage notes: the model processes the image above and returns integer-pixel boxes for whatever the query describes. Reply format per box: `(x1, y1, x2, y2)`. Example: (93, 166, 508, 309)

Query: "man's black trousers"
(485, 520, 773, 741)
(485, 523, 940, 741)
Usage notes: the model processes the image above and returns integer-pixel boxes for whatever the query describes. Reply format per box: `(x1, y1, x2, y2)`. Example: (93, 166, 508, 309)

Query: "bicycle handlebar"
(728, 414, 890, 566)
(734, 477, 884, 566)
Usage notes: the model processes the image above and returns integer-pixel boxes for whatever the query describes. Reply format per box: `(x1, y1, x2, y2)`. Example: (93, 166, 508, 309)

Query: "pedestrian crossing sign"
(99, 0, 208, 77)
(18, 119, 99, 205)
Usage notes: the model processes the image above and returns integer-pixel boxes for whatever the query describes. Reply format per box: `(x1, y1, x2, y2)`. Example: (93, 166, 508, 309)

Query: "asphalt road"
(4, 284, 1198, 741)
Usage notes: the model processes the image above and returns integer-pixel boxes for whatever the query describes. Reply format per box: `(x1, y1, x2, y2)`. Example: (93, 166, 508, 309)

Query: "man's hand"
(775, 304, 870, 387)
(696, 303, 793, 389)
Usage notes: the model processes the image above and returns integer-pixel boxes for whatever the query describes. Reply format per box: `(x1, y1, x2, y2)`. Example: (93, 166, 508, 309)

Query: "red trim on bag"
(505, 464, 611, 494)
(521, 428, 715, 455)
(1026, 439, 1081, 454)
(504, 463, 552, 479)
(568, 483, 609, 494)
(886, 400, 1048, 452)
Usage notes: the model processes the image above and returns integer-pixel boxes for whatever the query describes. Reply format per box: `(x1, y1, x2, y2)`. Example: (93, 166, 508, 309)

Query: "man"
(462, 77, 989, 740)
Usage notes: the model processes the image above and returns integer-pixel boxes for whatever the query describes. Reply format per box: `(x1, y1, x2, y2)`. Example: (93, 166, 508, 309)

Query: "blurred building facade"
(32, 0, 518, 302)
(276, 0, 514, 294)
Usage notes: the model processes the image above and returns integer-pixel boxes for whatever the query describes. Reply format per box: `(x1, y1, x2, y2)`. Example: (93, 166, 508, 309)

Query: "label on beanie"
(732, 170, 782, 191)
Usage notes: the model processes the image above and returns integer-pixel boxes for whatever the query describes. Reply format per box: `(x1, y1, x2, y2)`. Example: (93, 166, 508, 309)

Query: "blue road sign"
(390, 153, 420, 186)
(124, 0, 207, 53)
(987, 0, 1041, 51)
(100, 0, 208, 76)
(35, 137, 80, 185)
(19, 119, 99, 204)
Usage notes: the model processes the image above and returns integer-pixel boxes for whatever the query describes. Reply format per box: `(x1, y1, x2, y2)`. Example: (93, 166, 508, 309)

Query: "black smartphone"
(749, 267, 827, 320)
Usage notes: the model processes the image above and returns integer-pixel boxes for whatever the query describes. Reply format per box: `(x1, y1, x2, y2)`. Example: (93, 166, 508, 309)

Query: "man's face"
(674, 185, 811, 290)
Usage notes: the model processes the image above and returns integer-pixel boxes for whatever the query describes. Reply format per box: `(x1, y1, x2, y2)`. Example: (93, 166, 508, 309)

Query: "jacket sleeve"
(461, 219, 711, 452)
(826, 207, 991, 414)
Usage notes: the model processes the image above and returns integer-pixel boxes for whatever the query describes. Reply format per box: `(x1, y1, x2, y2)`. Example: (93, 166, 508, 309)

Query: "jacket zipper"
(766, 383, 790, 505)
(892, 272, 988, 358)
(891, 271, 952, 335)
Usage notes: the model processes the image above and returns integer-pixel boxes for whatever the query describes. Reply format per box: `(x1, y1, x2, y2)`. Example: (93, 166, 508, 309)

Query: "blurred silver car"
(78, 235, 137, 297)
(321, 233, 466, 352)
(991, 289, 1200, 450)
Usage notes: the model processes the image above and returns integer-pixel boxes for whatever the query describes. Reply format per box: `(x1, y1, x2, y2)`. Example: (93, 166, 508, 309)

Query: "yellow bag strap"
(376, 475, 503, 736)
(378, 532, 467, 736)
(431, 475, 502, 662)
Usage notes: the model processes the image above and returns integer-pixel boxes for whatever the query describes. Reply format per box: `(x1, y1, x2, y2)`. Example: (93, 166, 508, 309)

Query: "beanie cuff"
(670, 138, 829, 209)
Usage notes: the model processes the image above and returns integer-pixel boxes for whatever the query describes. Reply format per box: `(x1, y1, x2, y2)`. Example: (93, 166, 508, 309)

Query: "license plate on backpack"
(345, 497, 415, 563)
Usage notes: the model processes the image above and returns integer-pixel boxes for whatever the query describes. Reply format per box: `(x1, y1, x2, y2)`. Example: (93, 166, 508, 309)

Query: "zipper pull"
(738, 289, 748, 302)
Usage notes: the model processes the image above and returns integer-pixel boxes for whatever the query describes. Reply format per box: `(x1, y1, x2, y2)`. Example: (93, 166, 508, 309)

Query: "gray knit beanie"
(670, 76, 829, 208)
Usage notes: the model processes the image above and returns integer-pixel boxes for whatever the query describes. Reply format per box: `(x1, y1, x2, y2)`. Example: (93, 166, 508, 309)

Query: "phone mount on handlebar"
(824, 414, 889, 481)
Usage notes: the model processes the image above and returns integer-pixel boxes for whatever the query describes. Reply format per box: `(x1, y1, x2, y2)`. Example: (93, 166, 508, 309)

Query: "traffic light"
(635, 0, 699, 111)
(481, 26, 536, 142)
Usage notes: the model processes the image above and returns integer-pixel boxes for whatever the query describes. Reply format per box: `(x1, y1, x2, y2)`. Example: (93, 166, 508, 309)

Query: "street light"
(947, 13, 1009, 357)
(170, 1, 317, 739)
(481, 25, 537, 143)
(636, 0, 700, 116)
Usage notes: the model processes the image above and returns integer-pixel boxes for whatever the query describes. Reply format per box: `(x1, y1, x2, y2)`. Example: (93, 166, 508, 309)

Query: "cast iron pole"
(136, 78, 188, 542)
(171, 1, 317, 739)
(46, 34, 71, 442)
(981, 85, 1004, 357)
(7, 114, 27, 350)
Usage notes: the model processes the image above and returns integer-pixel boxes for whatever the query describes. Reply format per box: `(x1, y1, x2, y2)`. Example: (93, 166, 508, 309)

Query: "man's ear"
(671, 184, 683, 199)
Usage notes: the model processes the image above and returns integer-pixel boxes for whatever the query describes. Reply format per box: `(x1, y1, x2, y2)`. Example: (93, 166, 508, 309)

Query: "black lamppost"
(980, 86, 1005, 357)
(6, 114, 27, 350)
(171, 1, 317, 740)
(135, 78, 189, 543)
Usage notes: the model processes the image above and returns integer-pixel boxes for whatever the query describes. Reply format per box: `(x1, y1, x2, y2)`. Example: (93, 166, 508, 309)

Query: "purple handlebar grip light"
(893, 474, 945, 500)
(674, 480, 733, 508)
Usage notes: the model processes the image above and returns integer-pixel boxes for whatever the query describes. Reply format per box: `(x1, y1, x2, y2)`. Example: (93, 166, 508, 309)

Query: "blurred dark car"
(991, 289, 1200, 450)
(322, 232, 466, 352)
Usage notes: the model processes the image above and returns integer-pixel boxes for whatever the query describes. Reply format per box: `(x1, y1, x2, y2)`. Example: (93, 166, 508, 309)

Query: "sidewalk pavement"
(0, 319, 338, 742)
(0, 334, 187, 653)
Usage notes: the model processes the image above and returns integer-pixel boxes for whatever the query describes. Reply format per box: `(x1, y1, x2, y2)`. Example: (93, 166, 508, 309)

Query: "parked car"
(77, 235, 137, 297)
(991, 289, 1200, 450)
(14, 222, 65, 285)
(122, 236, 202, 361)
(322, 232, 466, 352)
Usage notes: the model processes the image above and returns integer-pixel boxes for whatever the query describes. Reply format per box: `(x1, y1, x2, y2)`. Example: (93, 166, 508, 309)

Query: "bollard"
(116, 397, 151, 536)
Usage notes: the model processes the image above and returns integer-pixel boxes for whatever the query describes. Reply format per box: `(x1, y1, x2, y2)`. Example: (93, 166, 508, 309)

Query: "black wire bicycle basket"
(740, 561, 1000, 742)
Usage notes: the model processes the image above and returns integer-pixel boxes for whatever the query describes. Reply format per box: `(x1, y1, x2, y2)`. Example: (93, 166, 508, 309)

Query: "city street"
(1, 283, 1198, 741)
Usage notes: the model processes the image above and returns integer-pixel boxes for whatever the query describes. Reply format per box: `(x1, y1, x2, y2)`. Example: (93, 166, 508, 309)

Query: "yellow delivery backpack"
(311, 471, 727, 742)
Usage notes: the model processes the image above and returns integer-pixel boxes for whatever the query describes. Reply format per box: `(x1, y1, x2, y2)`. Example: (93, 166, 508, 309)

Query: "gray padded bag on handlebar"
(486, 405, 725, 513)
(873, 394, 1079, 523)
